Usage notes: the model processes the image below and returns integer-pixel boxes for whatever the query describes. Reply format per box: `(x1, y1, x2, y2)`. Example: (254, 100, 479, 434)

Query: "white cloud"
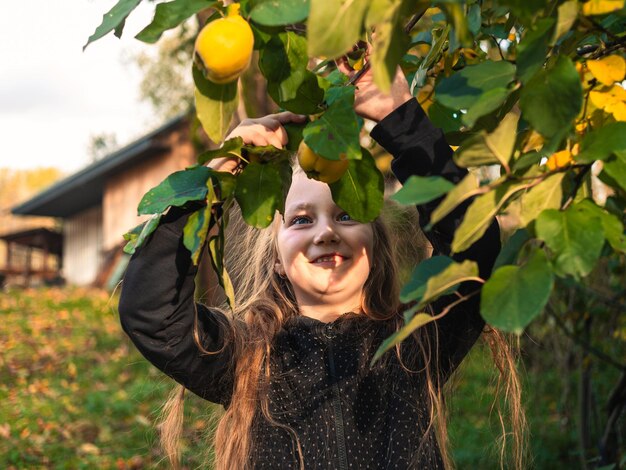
(0, 0, 165, 172)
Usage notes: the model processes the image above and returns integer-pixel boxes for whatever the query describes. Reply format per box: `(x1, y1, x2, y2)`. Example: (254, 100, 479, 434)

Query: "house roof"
(0, 227, 63, 255)
(12, 114, 188, 218)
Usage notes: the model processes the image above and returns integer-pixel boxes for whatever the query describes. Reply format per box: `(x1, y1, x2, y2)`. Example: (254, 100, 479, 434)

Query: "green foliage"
(234, 161, 289, 228)
(481, 247, 554, 334)
(520, 55, 583, 138)
(136, 0, 217, 43)
(137, 166, 212, 215)
(83, 0, 141, 50)
(250, 0, 310, 26)
(435, 60, 516, 127)
(391, 175, 454, 206)
(399, 255, 456, 303)
(536, 204, 606, 279)
(193, 65, 239, 143)
(328, 148, 383, 222)
(302, 86, 361, 160)
(123, 214, 162, 255)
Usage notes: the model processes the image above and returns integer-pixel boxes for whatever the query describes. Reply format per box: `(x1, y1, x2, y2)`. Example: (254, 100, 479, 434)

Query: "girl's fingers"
(265, 132, 284, 149)
(275, 124, 289, 147)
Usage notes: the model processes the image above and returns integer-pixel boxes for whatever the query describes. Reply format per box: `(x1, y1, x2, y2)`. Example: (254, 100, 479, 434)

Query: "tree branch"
(545, 306, 626, 372)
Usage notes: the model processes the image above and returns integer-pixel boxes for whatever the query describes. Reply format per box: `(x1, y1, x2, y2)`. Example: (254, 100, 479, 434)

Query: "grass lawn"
(1, 287, 217, 469)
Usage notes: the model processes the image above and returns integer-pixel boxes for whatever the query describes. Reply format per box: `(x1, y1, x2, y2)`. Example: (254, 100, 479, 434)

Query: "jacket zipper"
(325, 323, 348, 470)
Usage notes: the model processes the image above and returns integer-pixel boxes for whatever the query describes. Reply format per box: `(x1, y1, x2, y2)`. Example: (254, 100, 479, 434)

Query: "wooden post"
(6, 241, 12, 269)
(25, 246, 32, 287)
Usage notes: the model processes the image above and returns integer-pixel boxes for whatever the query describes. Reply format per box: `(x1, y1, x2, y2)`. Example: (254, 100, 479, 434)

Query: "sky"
(0, 1, 167, 173)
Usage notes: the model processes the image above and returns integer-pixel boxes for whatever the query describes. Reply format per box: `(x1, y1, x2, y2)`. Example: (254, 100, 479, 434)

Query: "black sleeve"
(370, 98, 501, 379)
(118, 205, 234, 406)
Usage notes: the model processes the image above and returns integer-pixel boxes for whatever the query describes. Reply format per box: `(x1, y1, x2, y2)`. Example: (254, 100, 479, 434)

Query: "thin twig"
(546, 306, 626, 371)
(347, 8, 428, 86)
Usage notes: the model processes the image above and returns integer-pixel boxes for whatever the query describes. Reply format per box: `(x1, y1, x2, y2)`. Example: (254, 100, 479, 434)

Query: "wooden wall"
(63, 206, 103, 285)
(102, 125, 197, 251)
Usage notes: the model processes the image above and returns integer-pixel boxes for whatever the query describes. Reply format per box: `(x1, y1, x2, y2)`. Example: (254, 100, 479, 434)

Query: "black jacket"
(118, 98, 501, 469)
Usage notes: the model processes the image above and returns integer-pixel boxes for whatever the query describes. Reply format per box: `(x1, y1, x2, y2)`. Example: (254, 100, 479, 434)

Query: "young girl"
(119, 58, 525, 469)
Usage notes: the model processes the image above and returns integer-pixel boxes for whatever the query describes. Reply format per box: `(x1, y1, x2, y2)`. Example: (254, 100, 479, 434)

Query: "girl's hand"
(336, 42, 413, 123)
(208, 112, 307, 173)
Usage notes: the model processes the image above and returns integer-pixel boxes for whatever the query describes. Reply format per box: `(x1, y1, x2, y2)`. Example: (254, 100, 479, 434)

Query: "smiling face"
(275, 171, 374, 314)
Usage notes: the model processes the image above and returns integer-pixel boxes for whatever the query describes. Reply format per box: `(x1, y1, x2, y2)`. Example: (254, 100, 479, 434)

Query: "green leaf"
(123, 214, 163, 255)
(481, 247, 554, 334)
(461, 88, 512, 127)
(138, 166, 211, 214)
(435, 60, 516, 113)
(535, 205, 605, 278)
(283, 121, 306, 151)
(429, 172, 480, 228)
(197, 137, 244, 165)
(136, 0, 215, 43)
(493, 228, 531, 269)
(193, 65, 239, 143)
(183, 203, 212, 265)
(214, 171, 238, 199)
(307, 0, 369, 59)
(366, 0, 415, 93)
(576, 122, 626, 163)
(428, 101, 463, 135)
(518, 172, 566, 227)
(267, 71, 325, 114)
(250, 0, 310, 26)
(417, 259, 480, 309)
(455, 110, 520, 168)
(519, 55, 583, 138)
(329, 148, 384, 223)
(467, 3, 481, 35)
(440, 2, 472, 49)
(242, 144, 293, 165)
(371, 311, 436, 364)
(235, 162, 284, 228)
(553, 0, 579, 45)
(602, 152, 626, 192)
(399, 255, 456, 303)
(516, 18, 554, 84)
(302, 87, 361, 160)
(259, 32, 308, 102)
(575, 199, 626, 253)
(83, 0, 142, 50)
(391, 175, 454, 206)
(411, 26, 450, 92)
(452, 180, 530, 253)
(207, 197, 236, 309)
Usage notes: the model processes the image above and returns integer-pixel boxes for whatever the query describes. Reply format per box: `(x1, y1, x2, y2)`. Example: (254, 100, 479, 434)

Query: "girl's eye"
(291, 215, 311, 225)
(338, 213, 351, 222)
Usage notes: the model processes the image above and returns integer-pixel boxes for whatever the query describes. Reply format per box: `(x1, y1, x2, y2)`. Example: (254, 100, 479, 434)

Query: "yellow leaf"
(606, 100, 626, 121)
(590, 84, 626, 120)
(546, 150, 574, 170)
(587, 55, 626, 85)
(582, 0, 625, 15)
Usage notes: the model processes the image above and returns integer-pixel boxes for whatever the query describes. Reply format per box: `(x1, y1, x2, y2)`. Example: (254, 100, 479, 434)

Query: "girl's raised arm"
(118, 112, 305, 404)
(338, 53, 499, 379)
(119, 204, 235, 405)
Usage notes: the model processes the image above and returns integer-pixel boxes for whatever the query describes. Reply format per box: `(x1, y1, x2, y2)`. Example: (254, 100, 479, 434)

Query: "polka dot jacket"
(119, 98, 501, 469)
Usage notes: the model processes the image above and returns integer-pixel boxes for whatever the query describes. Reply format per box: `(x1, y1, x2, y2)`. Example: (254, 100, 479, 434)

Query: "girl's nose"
(313, 222, 340, 245)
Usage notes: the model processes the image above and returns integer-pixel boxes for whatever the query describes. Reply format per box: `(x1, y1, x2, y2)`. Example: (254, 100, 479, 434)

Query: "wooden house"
(12, 114, 198, 287)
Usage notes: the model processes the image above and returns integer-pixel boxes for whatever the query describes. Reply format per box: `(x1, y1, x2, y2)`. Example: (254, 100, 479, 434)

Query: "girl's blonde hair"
(158, 174, 527, 469)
